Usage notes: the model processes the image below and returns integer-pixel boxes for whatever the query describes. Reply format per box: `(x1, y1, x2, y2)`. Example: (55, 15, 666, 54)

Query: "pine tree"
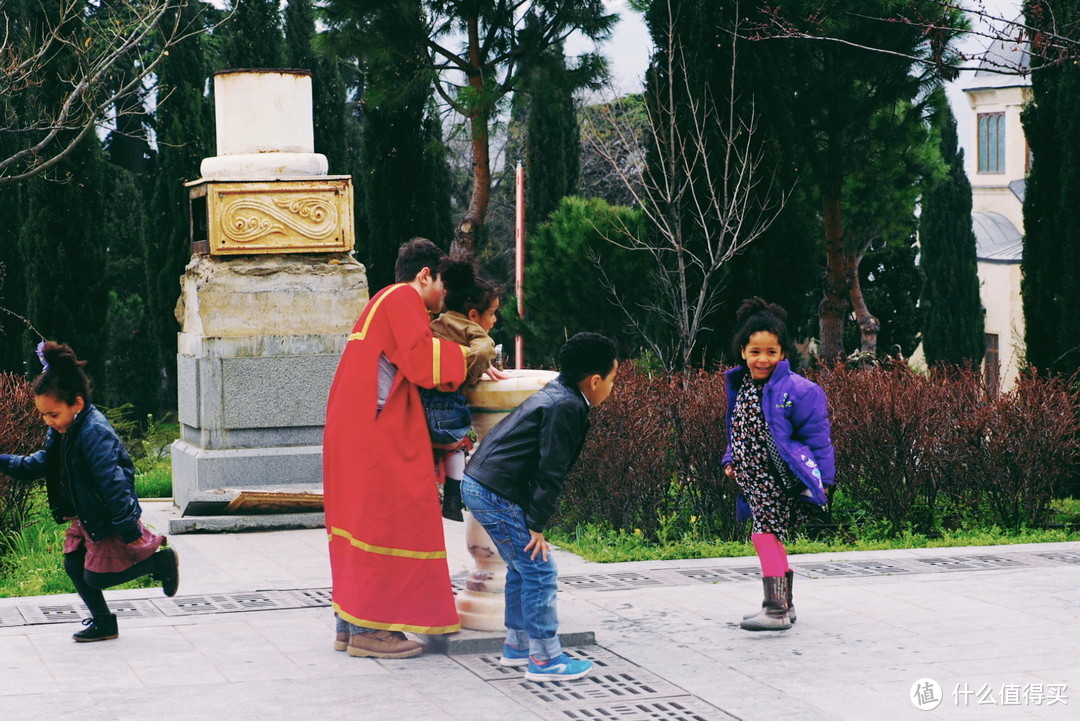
(1022, 1, 1080, 376)
(219, 0, 287, 70)
(147, 0, 213, 412)
(921, 90, 984, 366)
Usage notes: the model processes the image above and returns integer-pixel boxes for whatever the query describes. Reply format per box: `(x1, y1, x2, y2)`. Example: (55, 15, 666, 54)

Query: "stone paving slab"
(0, 504, 1076, 720)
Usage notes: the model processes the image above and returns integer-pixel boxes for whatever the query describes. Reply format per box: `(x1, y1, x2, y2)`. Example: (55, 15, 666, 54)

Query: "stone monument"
(171, 69, 368, 518)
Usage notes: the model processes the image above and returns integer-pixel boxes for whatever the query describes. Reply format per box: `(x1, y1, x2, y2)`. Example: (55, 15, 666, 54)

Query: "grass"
(0, 493, 157, 598)
(0, 420, 178, 598)
(548, 499, 1080, 564)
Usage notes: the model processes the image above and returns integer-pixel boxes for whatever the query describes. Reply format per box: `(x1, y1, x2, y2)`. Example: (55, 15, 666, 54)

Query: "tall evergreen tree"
(1022, 0, 1080, 376)
(321, 0, 615, 255)
(921, 89, 984, 366)
(324, 2, 452, 291)
(147, 0, 213, 413)
(220, 0, 287, 69)
(521, 44, 580, 235)
(101, 165, 158, 418)
(20, 138, 110, 375)
(284, 0, 350, 172)
(776, 0, 965, 360)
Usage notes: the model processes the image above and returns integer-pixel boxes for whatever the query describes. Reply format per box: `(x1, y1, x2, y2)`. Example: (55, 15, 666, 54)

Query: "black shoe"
(442, 478, 464, 522)
(73, 614, 118, 642)
(154, 544, 180, 597)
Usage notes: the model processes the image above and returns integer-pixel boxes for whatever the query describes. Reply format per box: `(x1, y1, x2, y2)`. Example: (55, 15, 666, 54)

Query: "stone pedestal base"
(171, 254, 367, 515)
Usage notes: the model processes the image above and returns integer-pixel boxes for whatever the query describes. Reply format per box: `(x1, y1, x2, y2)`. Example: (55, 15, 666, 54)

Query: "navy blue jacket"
(0, 404, 142, 543)
(723, 360, 835, 507)
(466, 375, 590, 532)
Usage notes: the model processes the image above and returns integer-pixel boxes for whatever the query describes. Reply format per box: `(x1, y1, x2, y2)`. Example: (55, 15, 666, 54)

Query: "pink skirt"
(63, 519, 164, 574)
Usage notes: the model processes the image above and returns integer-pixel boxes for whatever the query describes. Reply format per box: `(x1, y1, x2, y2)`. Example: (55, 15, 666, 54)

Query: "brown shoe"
(346, 630, 423, 659)
(334, 631, 348, 652)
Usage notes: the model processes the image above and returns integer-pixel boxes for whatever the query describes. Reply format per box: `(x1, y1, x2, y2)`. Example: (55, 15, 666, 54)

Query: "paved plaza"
(0, 501, 1075, 721)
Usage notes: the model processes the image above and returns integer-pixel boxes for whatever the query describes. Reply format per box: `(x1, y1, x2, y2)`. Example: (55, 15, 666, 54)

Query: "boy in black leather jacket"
(462, 332, 617, 682)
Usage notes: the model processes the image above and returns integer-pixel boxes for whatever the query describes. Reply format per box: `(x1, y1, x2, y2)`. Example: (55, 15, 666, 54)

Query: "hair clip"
(35, 340, 49, 371)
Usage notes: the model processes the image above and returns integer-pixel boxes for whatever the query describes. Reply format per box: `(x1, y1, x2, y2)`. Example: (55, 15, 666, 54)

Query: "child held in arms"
(424, 256, 508, 521)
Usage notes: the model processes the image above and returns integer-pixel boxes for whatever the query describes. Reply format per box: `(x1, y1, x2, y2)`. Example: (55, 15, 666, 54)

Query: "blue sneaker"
(499, 643, 530, 667)
(524, 653, 593, 682)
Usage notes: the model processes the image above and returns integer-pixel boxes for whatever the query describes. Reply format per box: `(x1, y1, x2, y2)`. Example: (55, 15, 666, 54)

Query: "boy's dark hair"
(33, 341, 92, 405)
(558, 332, 617, 385)
(395, 237, 445, 283)
(440, 256, 502, 317)
(731, 297, 793, 365)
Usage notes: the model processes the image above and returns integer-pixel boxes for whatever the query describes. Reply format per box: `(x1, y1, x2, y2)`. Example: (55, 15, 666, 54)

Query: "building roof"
(965, 17, 1031, 91)
(972, 211, 1023, 262)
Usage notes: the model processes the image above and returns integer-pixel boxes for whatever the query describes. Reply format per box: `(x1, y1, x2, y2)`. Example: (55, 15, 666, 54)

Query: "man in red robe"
(324, 238, 467, 658)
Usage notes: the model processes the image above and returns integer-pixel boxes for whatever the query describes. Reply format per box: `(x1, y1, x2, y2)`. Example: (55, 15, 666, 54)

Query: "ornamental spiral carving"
(222, 195, 339, 243)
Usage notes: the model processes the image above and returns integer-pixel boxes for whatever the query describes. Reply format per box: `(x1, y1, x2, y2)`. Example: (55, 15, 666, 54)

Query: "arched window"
(978, 112, 1006, 173)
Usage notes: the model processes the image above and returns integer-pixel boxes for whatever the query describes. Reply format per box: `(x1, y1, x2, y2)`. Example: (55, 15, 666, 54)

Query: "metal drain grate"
(559, 573, 670, 592)
(914, 555, 1027, 572)
(557, 698, 735, 721)
(156, 591, 297, 616)
(455, 645, 636, 682)
(18, 603, 82, 624)
(282, 588, 334, 607)
(796, 560, 913, 577)
(494, 669, 690, 711)
(1035, 551, 1080, 565)
(674, 568, 741, 584)
(107, 599, 165, 619)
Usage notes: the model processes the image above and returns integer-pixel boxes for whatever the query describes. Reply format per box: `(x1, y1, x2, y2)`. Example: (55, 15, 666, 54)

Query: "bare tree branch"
(582, 0, 788, 371)
(0, 0, 215, 186)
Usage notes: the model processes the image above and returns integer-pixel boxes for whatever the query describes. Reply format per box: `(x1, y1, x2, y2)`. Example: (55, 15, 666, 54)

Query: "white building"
(963, 37, 1029, 392)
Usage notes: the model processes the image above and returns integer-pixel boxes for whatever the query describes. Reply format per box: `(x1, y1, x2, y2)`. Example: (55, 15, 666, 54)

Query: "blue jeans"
(461, 476, 562, 661)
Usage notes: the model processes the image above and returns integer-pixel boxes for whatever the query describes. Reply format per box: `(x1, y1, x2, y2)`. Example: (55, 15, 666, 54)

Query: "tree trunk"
(849, 257, 880, 354)
(451, 16, 491, 258)
(818, 187, 852, 361)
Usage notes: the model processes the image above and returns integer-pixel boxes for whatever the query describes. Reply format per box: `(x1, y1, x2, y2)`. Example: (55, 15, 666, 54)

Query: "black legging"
(63, 547, 159, 618)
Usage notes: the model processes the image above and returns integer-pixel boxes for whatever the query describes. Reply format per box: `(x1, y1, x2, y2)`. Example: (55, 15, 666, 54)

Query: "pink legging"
(751, 533, 789, 577)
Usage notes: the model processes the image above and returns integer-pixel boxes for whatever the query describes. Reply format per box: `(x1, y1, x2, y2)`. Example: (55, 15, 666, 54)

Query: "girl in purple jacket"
(723, 298, 835, 631)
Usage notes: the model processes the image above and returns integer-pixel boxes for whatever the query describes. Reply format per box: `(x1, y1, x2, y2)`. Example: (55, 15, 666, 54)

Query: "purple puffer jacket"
(722, 360, 835, 514)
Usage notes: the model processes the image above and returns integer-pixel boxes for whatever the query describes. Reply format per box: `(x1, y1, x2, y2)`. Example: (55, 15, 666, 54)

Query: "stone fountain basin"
(464, 369, 559, 439)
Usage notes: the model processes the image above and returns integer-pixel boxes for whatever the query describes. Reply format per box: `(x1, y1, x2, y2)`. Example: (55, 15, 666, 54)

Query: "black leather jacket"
(0, 404, 142, 543)
(466, 374, 590, 532)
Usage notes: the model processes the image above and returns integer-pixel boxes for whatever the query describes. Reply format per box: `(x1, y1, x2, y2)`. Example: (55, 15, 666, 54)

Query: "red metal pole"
(514, 160, 525, 369)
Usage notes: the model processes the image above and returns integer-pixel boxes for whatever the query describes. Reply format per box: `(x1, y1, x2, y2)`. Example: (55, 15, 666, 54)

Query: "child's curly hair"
(33, 341, 92, 405)
(731, 297, 794, 364)
(440, 256, 501, 317)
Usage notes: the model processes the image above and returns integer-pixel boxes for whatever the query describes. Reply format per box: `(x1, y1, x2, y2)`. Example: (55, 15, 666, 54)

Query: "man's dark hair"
(395, 237, 445, 283)
(558, 332, 617, 385)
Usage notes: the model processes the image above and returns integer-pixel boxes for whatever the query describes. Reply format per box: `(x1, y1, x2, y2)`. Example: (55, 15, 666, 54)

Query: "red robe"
(324, 283, 467, 634)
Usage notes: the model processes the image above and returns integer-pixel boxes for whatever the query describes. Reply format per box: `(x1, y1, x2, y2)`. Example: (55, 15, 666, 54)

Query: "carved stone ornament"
(188, 177, 355, 255)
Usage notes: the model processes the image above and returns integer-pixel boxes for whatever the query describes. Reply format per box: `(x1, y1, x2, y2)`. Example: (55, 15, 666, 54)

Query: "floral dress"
(730, 374, 812, 541)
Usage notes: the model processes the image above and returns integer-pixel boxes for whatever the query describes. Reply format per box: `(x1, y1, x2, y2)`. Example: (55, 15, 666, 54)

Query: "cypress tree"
(147, 0, 213, 413)
(219, 0, 287, 70)
(921, 90, 984, 366)
(284, 0, 350, 172)
(522, 44, 581, 235)
(19, 138, 110, 374)
(1022, 1, 1080, 376)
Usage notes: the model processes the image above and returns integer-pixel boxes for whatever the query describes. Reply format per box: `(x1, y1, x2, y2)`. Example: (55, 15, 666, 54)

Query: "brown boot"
(346, 630, 423, 658)
(740, 575, 791, 631)
(334, 631, 348, 652)
(743, 569, 796, 624)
